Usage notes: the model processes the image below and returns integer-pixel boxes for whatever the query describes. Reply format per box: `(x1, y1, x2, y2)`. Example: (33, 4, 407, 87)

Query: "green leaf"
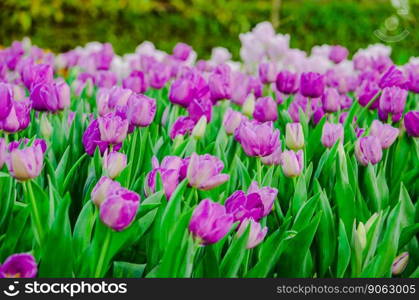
(113, 262, 146, 278)
(336, 219, 351, 278)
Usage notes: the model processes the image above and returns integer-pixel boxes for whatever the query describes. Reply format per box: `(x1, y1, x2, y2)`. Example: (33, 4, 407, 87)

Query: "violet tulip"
(148, 62, 171, 89)
(0, 98, 31, 133)
(253, 97, 278, 122)
(404, 111, 419, 137)
(122, 70, 147, 93)
(169, 77, 195, 107)
(321, 88, 341, 112)
(276, 70, 299, 94)
(83, 119, 122, 156)
(300, 72, 325, 98)
(0, 253, 37, 278)
(223, 108, 247, 135)
(98, 112, 129, 145)
(378, 86, 407, 122)
(127, 94, 156, 127)
(356, 80, 380, 109)
(6, 141, 45, 181)
(281, 150, 304, 177)
(0, 83, 13, 120)
(147, 168, 179, 200)
(235, 120, 280, 157)
(225, 190, 264, 223)
(258, 62, 277, 84)
(285, 122, 304, 150)
(379, 65, 406, 89)
(91, 176, 121, 207)
(208, 64, 232, 102)
(247, 181, 278, 216)
(169, 116, 196, 139)
(95, 70, 117, 88)
(104, 151, 127, 179)
(173, 42, 192, 61)
(237, 218, 268, 249)
(188, 97, 212, 122)
(261, 144, 282, 166)
(30, 79, 70, 112)
(187, 153, 229, 190)
(21, 63, 54, 91)
(321, 122, 344, 148)
(329, 45, 349, 64)
(370, 120, 399, 149)
(355, 136, 383, 166)
(189, 199, 233, 245)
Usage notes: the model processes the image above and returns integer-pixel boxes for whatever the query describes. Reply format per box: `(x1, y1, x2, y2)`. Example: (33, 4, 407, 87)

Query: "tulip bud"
(378, 86, 407, 122)
(370, 120, 399, 149)
(40, 114, 53, 139)
(253, 97, 278, 122)
(127, 94, 156, 127)
(242, 94, 255, 117)
(6, 141, 45, 181)
(98, 112, 129, 145)
(223, 108, 247, 135)
(261, 144, 282, 166)
(247, 181, 278, 217)
(169, 116, 196, 140)
(258, 62, 277, 84)
(104, 151, 127, 179)
(329, 45, 349, 64)
(237, 218, 268, 249)
(355, 136, 383, 166)
(321, 88, 341, 112)
(285, 122, 304, 150)
(355, 222, 367, 251)
(321, 122, 344, 148)
(276, 70, 299, 95)
(191, 116, 207, 139)
(281, 150, 303, 178)
(392, 252, 409, 275)
(0, 253, 37, 278)
(300, 72, 325, 98)
(225, 191, 264, 223)
(0, 99, 31, 134)
(91, 176, 122, 207)
(404, 111, 419, 137)
(122, 70, 147, 93)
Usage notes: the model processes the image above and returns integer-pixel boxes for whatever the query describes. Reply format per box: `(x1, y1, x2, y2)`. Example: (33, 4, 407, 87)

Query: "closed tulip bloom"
(321, 122, 344, 148)
(225, 191, 264, 223)
(188, 97, 212, 123)
(0, 138, 6, 169)
(328, 45, 349, 64)
(8, 138, 47, 154)
(378, 86, 407, 122)
(173, 42, 192, 61)
(189, 198, 234, 245)
(404, 111, 419, 137)
(370, 120, 399, 149)
(242, 94, 255, 117)
(122, 70, 147, 93)
(258, 62, 277, 84)
(21, 63, 54, 90)
(83, 119, 122, 156)
(281, 150, 304, 177)
(247, 181, 278, 216)
(40, 113, 53, 139)
(30, 79, 70, 112)
(321, 88, 341, 112)
(6, 141, 45, 181)
(209, 64, 232, 101)
(312, 107, 325, 125)
(169, 116, 196, 139)
(0, 253, 37, 278)
(235, 120, 280, 157)
(148, 62, 171, 89)
(0, 98, 31, 133)
(285, 122, 304, 150)
(230, 72, 251, 105)
(187, 153, 229, 190)
(237, 218, 268, 249)
(91, 176, 121, 207)
(93, 43, 114, 70)
(100, 187, 140, 231)
(379, 65, 406, 89)
(340, 94, 353, 110)
(96, 88, 112, 116)
(169, 77, 195, 107)
(356, 80, 380, 109)
(355, 136, 383, 166)
(104, 151, 127, 179)
(392, 252, 409, 276)
(253, 97, 278, 122)
(147, 168, 179, 200)
(127, 94, 156, 127)
(276, 70, 299, 94)
(191, 116, 207, 139)
(405, 64, 419, 93)
(223, 108, 247, 135)
(95, 70, 117, 88)
(98, 112, 129, 145)
(0, 83, 13, 120)
(300, 72, 325, 98)
(107, 86, 132, 110)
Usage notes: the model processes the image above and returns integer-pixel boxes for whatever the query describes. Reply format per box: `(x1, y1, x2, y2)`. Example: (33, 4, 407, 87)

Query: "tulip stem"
(95, 228, 112, 278)
(25, 181, 44, 245)
(257, 158, 262, 184)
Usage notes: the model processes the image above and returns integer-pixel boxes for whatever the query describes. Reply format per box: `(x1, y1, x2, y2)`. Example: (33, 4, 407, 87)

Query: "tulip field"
(0, 22, 418, 279)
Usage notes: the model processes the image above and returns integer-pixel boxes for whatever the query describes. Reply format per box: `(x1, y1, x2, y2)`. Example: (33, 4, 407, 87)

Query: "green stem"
(256, 158, 262, 184)
(25, 181, 44, 245)
(243, 250, 250, 275)
(95, 228, 112, 278)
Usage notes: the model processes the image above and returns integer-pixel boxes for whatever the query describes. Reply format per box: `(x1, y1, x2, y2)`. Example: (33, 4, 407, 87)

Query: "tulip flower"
(321, 122, 344, 148)
(91, 176, 122, 207)
(191, 116, 207, 139)
(6, 141, 45, 181)
(20, 63, 54, 90)
(189, 199, 233, 245)
(328, 45, 348, 64)
(169, 77, 195, 107)
(242, 95, 255, 117)
(378, 86, 407, 122)
(370, 120, 399, 149)
(169, 116, 196, 139)
(281, 150, 304, 177)
(340, 94, 353, 110)
(404, 111, 419, 137)
(127, 94, 156, 127)
(93, 43, 114, 70)
(247, 181, 278, 216)
(261, 143, 282, 166)
(104, 151, 127, 179)
(30, 79, 70, 112)
(258, 62, 277, 84)
(0, 98, 31, 133)
(321, 88, 341, 112)
(100, 187, 141, 231)
(0, 253, 37, 278)
(405, 64, 419, 93)
(355, 136, 383, 166)
(83, 119, 122, 156)
(378, 65, 406, 89)
(223, 108, 247, 135)
(208, 64, 232, 102)
(107, 86, 132, 110)
(173, 42, 192, 61)
(148, 62, 171, 89)
(237, 218, 268, 249)
(0, 138, 6, 169)
(235, 120, 280, 157)
(285, 122, 304, 150)
(300, 72, 325, 98)
(356, 80, 380, 109)
(40, 113, 53, 139)
(225, 190, 264, 223)
(122, 70, 147, 93)
(98, 112, 129, 145)
(95, 70, 117, 88)
(0, 83, 13, 120)
(188, 97, 212, 123)
(253, 97, 278, 122)
(275, 70, 299, 94)
(187, 153, 229, 190)
(392, 252, 409, 275)
(8, 138, 47, 154)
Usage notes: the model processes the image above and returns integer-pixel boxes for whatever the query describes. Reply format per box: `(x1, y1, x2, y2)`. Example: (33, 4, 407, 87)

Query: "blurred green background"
(0, 0, 417, 63)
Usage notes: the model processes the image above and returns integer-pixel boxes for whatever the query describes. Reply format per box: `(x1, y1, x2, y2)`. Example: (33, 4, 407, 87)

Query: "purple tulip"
(378, 86, 407, 122)
(83, 119, 121, 156)
(173, 42, 192, 61)
(247, 181, 278, 216)
(379, 65, 406, 89)
(321, 122, 344, 148)
(127, 93, 156, 127)
(237, 218, 268, 249)
(253, 97, 278, 122)
(148, 62, 171, 89)
(312, 107, 326, 125)
(91, 176, 122, 207)
(223, 108, 247, 135)
(230, 72, 251, 105)
(281, 150, 304, 177)
(328, 45, 349, 64)
(340, 94, 353, 110)
(107, 86, 132, 110)
(103, 151, 127, 179)
(98, 112, 129, 145)
(261, 143, 282, 166)
(285, 122, 304, 150)
(5, 41, 24, 70)
(100, 187, 140, 231)
(21, 63, 54, 90)
(300, 72, 325, 98)
(189, 198, 234, 245)
(0, 253, 37, 278)
(258, 62, 277, 84)
(405, 64, 419, 93)
(169, 77, 195, 107)
(356, 127, 365, 138)
(187, 97, 212, 122)
(122, 70, 147, 93)
(235, 120, 280, 157)
(0, 98, 31, 133)
(370, 120, 399, 149)
(0, 138, 6, 169)
(321, 88, 341, 112)
(186, 153, 229, 190)
(276, 70, 299, 94)
(95, 70, 117, 88)
(0, 83, 13, 120)
(93, 43, 114, 71)
(288, 93, 319, 122)
(355, 136, 383, 166)
(6, 140, 45, 181)
(371, 55, 393, 73)
(8, 138, 47, 154)
(225, 190, 264, 223)
(169, 116, 196, 139)
(356, 80, 380, 109)
(30, 79, 70, 112)
(404, 111, 419, 137)
(208, 64, 232, 102)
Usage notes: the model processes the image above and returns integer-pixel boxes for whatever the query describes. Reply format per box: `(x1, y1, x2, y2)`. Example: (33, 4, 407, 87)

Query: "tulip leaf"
(113, 261, 146, 278)
(336, 219, 351, 278)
